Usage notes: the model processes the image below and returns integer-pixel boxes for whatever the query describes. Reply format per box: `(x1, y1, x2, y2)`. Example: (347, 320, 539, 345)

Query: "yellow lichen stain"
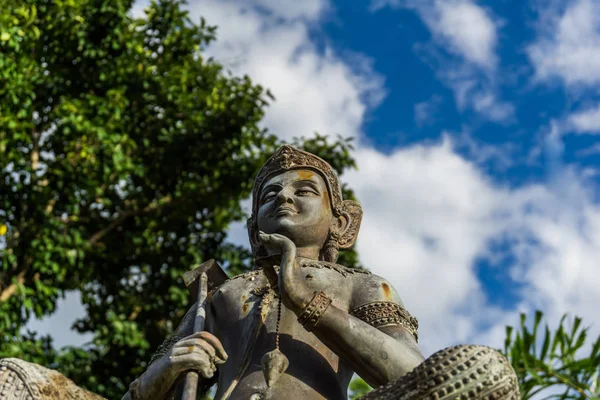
(260, 291, 275, 321)
(381, 282, 391, 300)
(296, 169, 314, 180)
(40, 371, 104, 399)
(322, 187, 330, 206)
(242, 303, 250, 315)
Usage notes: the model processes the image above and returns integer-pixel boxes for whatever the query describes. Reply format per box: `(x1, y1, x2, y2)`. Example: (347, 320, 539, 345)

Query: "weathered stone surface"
(0, 358, 105, 400)
(360, 345, 519, 400)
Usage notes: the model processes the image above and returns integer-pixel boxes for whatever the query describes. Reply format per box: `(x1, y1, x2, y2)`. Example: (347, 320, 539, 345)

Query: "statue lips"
(273, 205, 297, 218)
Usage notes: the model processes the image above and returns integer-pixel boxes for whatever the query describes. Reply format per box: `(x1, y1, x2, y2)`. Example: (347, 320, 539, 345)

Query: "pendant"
(259, 281, 288, 388)
(261, 348, 289, 387)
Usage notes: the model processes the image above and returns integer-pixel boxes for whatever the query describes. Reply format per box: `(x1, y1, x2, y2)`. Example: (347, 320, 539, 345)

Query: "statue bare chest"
(208, 265, 366, 364)
(208, 265, 357, 332)
(206, 263, 365, 399)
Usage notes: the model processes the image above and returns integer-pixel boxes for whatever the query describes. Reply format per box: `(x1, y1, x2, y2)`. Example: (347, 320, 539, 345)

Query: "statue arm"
(121, 299, 219, 400)
(259, 232, 423, 388)
(308, 275, 425, 388)
(120, 303, 195, 400)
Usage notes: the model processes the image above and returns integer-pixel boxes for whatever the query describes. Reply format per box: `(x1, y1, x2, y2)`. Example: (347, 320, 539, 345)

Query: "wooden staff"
(180, 259, 228, 400)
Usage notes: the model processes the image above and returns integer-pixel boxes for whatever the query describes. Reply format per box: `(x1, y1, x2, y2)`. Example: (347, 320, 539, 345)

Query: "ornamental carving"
(350, 301, 419, 342)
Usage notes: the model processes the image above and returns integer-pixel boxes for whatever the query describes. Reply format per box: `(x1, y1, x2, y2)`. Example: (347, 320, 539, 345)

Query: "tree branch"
(31, 121, 40, 171)
(88, 196, 185, 245)
(0, 270, 26, 302)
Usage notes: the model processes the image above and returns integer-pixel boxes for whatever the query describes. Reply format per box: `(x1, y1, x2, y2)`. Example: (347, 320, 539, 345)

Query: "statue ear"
(336, 200, 363, 249)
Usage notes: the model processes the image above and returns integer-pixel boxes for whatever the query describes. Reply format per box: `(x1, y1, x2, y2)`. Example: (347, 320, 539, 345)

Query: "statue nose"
(275, 189, 294, 206)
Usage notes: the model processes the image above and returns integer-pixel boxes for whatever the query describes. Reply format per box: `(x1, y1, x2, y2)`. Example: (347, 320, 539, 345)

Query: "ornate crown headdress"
(247, 145, 362, 261)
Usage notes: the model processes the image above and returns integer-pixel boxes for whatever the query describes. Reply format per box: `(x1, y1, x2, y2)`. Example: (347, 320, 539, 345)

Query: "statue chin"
(272, 215, 297, 227)
(260, 219, 329, 249)
(259, 219, 302, 242)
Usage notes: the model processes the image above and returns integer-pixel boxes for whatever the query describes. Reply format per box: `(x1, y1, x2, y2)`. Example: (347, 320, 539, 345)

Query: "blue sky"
(31, 0, 600, 367)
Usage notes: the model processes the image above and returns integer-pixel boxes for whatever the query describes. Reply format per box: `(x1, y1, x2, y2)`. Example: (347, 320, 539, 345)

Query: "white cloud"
(345, 141, 505, 351)
(577, 142, 600, 156)
(251, 0, 327, 20)
(423, 0, 497, 69)
(345, 138, 600, 355)
(452, 130, 515, 170)
(569, 104, 600, 133)
(414, 95, 442, 126)
(528, 0, 600, 87)
(373, 0, 513, 122)
(185, 0, 385, 141)
(372, 0, 497, 68)
(470, 89, 514, 121)
(424, 62, 514, 123)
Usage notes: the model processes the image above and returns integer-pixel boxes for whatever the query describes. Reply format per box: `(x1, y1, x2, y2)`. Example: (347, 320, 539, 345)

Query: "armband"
(350, 301, 419, 342)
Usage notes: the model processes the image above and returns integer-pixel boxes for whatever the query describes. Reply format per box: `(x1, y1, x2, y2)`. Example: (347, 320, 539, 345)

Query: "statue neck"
(295, 245, 321, 260)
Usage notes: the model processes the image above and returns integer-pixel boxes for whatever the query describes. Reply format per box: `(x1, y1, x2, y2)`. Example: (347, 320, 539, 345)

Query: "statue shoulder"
(348, 274, 420, 342)
(349, 273, 406, 309)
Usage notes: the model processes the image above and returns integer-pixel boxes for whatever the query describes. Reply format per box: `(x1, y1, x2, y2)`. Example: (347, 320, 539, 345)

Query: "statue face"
(256, 169, 333, 250)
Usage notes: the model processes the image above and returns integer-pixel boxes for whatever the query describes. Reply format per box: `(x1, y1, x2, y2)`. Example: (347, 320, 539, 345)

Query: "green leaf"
(505, 325, 514, 354)
(504, 311, 598, 400)
(540, 324, 551, 361)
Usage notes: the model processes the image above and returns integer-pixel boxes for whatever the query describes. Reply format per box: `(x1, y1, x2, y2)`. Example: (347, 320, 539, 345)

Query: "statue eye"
(296, 189, 316, 196)
(262, 192, 276, 203)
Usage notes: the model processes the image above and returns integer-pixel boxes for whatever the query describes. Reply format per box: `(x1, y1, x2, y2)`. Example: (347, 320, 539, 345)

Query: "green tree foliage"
(504, 311, 600, 399)
(349, 376, 372, 399)
(0, 0, 358, 397)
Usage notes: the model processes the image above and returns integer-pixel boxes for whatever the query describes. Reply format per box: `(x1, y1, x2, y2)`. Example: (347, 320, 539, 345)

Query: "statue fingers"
(171, 351, 215, 378)
(171, 345, 194, 357)
(174, 338, 219, 362)
(170, 344, 208, 359)
(183, 331, 228, 362)
(258, 231, 295, 252)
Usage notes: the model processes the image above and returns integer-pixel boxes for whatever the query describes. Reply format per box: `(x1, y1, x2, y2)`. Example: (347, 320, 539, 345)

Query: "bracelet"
(297, 291, 332, 331)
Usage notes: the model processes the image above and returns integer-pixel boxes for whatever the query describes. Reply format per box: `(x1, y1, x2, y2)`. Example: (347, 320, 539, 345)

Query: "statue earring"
(322, 231, 341, 263)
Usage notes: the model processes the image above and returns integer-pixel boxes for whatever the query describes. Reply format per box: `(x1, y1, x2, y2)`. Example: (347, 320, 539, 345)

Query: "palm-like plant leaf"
(503, 311, 600, 400)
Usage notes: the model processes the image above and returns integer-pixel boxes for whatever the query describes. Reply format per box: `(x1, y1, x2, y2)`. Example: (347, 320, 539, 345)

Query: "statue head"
(247, 145, 362, 263)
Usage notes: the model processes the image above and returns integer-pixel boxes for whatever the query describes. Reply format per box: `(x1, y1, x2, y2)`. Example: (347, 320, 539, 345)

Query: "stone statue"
(0, 358, 103, 400)
(0, 145, 519, 399)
